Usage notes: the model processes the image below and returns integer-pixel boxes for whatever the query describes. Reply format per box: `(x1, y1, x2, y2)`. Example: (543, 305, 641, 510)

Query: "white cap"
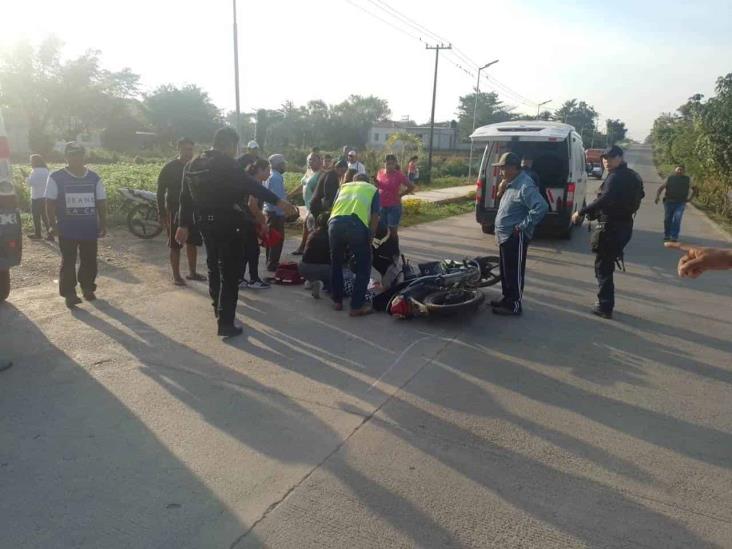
(268, 153, 285, 166)
(247, 140, 259, 149)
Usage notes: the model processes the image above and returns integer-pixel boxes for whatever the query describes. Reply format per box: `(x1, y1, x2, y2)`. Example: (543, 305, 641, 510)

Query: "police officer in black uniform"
(572, 145, 644, 319)
(176, 127, 298, 338)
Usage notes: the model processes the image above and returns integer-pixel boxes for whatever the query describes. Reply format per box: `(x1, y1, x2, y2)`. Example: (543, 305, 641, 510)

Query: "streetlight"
(468, 59, 499, 181)
(536, 99, 552, 119)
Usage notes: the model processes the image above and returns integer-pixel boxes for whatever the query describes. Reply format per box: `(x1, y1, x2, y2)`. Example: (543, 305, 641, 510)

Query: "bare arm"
(97, 199, 107, 237)
(46, 200, 57, 235)
(655, 182, 667, 203)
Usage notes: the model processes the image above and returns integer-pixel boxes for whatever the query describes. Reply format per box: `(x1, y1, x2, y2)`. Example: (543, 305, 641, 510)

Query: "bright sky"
(2, 0, 731, 140)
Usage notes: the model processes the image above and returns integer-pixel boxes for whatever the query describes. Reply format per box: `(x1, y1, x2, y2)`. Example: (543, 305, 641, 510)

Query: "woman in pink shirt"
(375, 154, 415, 236)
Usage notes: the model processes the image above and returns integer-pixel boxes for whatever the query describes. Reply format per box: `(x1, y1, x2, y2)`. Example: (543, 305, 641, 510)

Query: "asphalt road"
(1, 145, 730, 548)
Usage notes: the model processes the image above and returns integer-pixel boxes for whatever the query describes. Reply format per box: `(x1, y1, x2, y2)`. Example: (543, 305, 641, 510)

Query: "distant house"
(367, 120, 465, 151)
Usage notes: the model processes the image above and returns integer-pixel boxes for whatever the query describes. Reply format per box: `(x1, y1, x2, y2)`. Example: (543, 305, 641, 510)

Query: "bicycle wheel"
(127, 204, 163, 239)
(423, 288, 485, 316)
(473, 256, 502, 287)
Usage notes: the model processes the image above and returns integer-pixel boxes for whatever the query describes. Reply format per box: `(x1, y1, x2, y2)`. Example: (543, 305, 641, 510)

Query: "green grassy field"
(12, 162, 472, 228)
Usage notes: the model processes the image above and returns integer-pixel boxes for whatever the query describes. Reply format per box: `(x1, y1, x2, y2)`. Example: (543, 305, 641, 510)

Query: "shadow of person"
(0, 304, 252, 549)
(73, 300, 465, 548)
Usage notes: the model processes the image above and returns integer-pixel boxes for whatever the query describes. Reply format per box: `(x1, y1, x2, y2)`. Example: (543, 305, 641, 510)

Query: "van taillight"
(566, 182, 576, 210)
(476, 179, 483, 202)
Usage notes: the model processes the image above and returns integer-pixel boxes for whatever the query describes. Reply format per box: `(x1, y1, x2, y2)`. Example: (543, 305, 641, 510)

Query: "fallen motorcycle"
(119, 187, 163, 239)
(379, 255, 501, 319)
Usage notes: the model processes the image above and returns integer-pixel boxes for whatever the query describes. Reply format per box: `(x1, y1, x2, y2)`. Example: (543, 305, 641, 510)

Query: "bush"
(402, 198, 423, 216)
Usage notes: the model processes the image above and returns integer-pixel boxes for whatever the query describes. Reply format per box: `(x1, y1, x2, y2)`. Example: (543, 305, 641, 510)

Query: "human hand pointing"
(665, 241, 732, 278)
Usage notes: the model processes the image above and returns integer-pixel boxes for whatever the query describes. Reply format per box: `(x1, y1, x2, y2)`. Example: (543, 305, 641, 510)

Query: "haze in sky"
(2, 0, 731, 140)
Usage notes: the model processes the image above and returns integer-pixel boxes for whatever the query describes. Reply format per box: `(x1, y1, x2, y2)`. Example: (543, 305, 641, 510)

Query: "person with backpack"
(572, 145, 645, 319)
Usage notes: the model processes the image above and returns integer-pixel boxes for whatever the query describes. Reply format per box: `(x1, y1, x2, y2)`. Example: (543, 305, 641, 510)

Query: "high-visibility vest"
(329, 182, 377, 228)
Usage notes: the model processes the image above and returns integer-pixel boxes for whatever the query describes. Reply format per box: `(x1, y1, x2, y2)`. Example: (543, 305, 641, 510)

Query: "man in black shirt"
(157, 137, 205, 285)
(572, 145, 645, 319)
(236, 140, 260, 171)
(309, 159, 348, 217)
(655, 164, 695, 242)
(176, 128, 298, 338)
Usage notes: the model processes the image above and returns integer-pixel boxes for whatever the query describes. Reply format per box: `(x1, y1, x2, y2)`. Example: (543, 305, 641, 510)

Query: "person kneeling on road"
(329, 173, 380, 317)
(176, 127, 298, 339)
(298, 214, 331, 299)
(491, 152, 548, 316)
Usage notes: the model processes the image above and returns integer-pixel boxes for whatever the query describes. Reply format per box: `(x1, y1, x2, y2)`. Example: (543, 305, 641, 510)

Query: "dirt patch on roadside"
(11, 229, 171, 291)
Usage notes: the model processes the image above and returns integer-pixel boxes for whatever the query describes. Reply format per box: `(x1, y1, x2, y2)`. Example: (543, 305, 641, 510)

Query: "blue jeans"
(664, 201, 686, 240)
(329, 216, 371, 310)
(380, 205, 402, 228)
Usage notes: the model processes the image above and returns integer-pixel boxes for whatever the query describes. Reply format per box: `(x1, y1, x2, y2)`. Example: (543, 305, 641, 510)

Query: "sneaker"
(217, 324, 244, 338)
(669, 238, 679, 243)
(304, 280, 313, 290)
(292, 249, 303, 256)
(65, 295, 83, 308)
(591, 306, 613, 319)
(82, 291, 97, 302)
(248, 280, 271, 290)
(492, 303, 522, 316)
(489, 298, 505, 308)
(238, 280, 249, 289)
(311, 280, 323, 299)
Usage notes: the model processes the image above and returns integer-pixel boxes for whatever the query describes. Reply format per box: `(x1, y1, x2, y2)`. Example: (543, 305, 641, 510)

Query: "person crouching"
(298, 214, 331, 299)
(328, 173, 380, 317)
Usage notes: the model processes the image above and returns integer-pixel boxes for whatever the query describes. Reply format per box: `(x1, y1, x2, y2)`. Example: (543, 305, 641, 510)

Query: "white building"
(367, 120, 461, 151)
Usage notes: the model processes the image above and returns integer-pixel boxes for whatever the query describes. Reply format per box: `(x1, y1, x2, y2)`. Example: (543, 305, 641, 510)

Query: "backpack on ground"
(273, 262, 304, 285)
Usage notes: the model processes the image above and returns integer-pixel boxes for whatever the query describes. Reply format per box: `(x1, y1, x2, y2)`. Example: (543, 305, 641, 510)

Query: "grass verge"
(401, 199, 475, 228)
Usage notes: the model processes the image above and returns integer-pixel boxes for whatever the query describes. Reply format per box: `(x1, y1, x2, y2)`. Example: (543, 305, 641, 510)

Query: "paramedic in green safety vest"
(329, 173, 380, 317)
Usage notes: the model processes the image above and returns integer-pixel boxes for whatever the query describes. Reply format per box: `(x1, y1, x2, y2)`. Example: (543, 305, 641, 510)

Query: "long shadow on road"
(0, 304, 253, 549)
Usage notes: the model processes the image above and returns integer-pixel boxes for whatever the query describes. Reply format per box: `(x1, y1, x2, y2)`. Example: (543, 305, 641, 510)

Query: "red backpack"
(273, 262, 304, 285)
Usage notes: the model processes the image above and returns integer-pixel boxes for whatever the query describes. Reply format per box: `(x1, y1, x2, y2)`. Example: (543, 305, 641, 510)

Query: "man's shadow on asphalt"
(69, 295, 724, 547)
(73, 300, 464, 548)
(0, 304, 252, 548)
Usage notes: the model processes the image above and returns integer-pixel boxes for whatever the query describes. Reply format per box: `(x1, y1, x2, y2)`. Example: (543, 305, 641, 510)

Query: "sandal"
(173, 278, 187, 286)
(349, 305, 374, 317)
(186, 273, 207, 282)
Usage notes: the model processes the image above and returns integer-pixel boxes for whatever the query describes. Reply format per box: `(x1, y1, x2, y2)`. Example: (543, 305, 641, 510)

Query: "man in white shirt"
(347, 150, 367, 176)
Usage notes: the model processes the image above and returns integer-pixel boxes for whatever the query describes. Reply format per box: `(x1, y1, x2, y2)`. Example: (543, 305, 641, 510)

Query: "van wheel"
(0, 270, 9, 303)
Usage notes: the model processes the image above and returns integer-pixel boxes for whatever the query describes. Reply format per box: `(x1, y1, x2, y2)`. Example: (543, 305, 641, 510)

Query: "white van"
(472, 120, 588, 238)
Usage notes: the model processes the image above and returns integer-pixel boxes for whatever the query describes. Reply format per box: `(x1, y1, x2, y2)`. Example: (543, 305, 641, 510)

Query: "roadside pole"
(468, 59, 499, 181)
(426, 43, 451, 182)
(232, 0, 241, 153)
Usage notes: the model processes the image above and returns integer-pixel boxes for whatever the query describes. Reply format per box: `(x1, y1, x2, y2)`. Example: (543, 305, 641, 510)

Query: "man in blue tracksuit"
(491, 152, 549, 316)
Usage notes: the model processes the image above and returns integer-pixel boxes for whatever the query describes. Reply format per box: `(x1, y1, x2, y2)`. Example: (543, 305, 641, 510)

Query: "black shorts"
(168, 211, 203, 249)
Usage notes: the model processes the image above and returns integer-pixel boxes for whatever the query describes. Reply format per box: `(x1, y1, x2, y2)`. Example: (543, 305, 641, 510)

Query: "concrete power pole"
(233, 0, 241, 150)
(468, 59, 499, 181)
(426, 43, 451, 182)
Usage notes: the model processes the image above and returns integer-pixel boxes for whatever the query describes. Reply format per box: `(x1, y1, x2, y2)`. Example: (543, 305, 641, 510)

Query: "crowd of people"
(21, 131, 732, 341)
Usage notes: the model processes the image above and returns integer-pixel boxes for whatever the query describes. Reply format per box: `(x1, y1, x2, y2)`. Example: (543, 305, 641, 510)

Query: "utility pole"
(536, 99, 552, 119)
(468, 59, 499, 181)
(425, 43, 451, 182)
(232, 0, 241, 149)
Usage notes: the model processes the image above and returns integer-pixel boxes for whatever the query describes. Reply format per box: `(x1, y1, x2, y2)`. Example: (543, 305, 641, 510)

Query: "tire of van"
(0, 270, 9, 303)
(423, 289, 485, 316)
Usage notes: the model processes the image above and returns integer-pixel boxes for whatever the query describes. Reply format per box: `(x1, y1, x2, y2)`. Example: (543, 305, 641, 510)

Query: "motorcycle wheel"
(473, 256, 502, 287)
(0, 270, 9, 303)
(423, 288, 484, 316)
(127, 204, 163, 239)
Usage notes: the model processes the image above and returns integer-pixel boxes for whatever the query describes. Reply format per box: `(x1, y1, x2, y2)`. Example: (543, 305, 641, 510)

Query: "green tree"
(330, 95, 391, 148)
(456, 91, 514, 140)
(143, 84, 222, 145)
(605, 119, 627, 145)
(385, 132, 423, 173)
(555, 99, 598, 143)
(0, 38, 140, 153)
